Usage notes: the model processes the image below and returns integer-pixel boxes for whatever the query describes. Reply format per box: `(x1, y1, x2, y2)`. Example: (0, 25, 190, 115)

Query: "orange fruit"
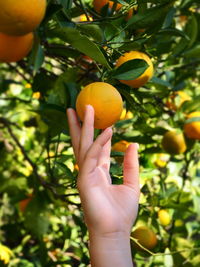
(184, 111, 200, 140)
(162, 130, 187, 155)
(93, 0, 133, 19)
(112, 140, 130, 163)
(0, 32, 34, 63)
(79, 55, 94, 70)
(0, 0, 46, 36)
(93, 0, 122, 13)
(112, 140, 130, 153)
(158, 209, 171, 226)
(115, 51, 154, 88)
(131, 226, 157, 250)
(166, 91, 191, 111)
(76, 82, 123, 129)
(19, 194, 33, 213)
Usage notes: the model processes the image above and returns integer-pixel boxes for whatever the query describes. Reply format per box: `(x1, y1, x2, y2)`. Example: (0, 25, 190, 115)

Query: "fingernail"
(85, 104, 93, 110)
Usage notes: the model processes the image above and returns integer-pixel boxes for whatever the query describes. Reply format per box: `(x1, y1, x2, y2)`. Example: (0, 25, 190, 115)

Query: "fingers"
(123, 143, 140, 193)
(97, 136, 112, 171)
(79, 105, 94, 165)
(80, 128, 113, 176)
(67, 108, 81, 160)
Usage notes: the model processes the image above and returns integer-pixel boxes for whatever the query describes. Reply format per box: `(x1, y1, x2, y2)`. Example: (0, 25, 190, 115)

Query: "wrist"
(88, 232, 133, 267)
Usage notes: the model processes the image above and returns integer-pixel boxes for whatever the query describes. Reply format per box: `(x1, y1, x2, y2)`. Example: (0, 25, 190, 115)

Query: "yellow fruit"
(154, 153, 169, 168)
(166, 91, 191, 111)
(158, 209, 171, 226)
(175, 219, 184, 227)
(32, 92, 41, 100)
(131, 226, 157, 250)
(93, 0, 133, 19)
(115, 51, 154, 88)
(79, 14, 93, 22)
(184, 111, 200, 140)
(76, 82, 123, 129)
(0, 244, 13, 264)
(162, 130, 187, 155)
(120, 108, 133, 120)
(0, 0, 46, 36)
(0, 32, 33, 63)
(112, 140, 130, 153)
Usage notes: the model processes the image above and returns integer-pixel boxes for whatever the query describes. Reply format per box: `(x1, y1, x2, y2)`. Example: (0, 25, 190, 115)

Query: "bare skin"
(67, 105, 140, 267)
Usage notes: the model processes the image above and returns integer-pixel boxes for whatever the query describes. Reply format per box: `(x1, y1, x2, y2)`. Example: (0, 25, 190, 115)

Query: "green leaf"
(150, 76, 173, 89)
(38, 103, 69, 137)
(185, 117, 200, 124)
(77, 24, 103, 43)
(24, 193, 50, 238)
(112, 59, 149, 80)
(28, 36, 44, 74)
(49, 26, 111, 69)
(127, 2, 172, 29)
(158, 28, 189, 40)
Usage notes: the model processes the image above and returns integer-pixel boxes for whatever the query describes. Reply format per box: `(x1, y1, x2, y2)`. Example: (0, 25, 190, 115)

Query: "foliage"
(0, 0, 200, 266)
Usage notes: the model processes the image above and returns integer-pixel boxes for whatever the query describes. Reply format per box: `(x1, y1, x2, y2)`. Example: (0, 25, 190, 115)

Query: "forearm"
(88, 232, 133, 267)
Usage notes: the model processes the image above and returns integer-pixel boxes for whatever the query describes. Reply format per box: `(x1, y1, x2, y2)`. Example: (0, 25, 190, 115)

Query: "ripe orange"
(0, 32, 34, 63)
(131, 226, 157, 250)
(76, 82, 123, 129)
(184, 111, 200, 140)
(162, 130, 187, 154)
(0, 0, 46, 36)
(158, 209, 171, 226)
(166, 91, 191, 111)
(93, 0, 133, 19)
(93, 0, 122, 13)
(115, 51, 154, 88)
(112, 140, 130, 163)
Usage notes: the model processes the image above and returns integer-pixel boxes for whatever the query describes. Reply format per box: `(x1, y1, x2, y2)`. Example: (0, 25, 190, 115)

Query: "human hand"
(67, 105, 140, 238)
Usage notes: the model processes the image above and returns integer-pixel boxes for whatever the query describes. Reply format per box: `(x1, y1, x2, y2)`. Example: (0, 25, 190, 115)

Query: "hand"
(67, 105, 140, 238)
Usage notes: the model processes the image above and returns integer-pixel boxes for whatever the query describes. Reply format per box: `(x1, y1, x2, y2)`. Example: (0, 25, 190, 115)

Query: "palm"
(79, 165, 139, 235)
(67, 106, 140, 236)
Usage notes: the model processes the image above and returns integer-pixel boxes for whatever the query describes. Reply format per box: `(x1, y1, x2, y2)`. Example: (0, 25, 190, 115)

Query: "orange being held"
(184, 111, 200, 140)
(76, 82, 123, 129)
(0, 32, 34, 63)
(0, 0, 46, 36)
(115, 51, 154, 88)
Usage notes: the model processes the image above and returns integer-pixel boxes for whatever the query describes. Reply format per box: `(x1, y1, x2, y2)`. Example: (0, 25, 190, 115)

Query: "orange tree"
(0, 0, 200, 266)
